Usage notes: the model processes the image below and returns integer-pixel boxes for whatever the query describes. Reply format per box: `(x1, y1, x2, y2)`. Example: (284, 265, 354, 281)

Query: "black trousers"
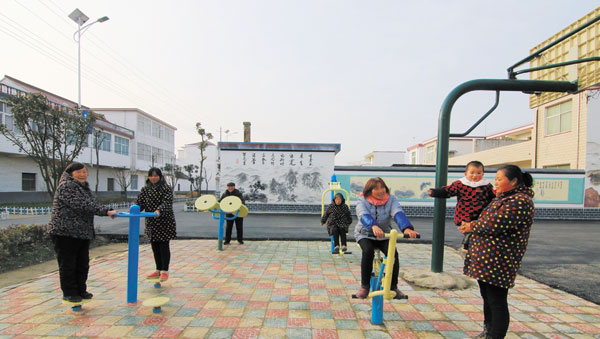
(478, 280, 510, 339)
(331, 226, 347, 247)
(358, 238, 399, 289)
(225, 217, 244, 243)
(151, 241, 171, 271)
(51, 235, 90, 297)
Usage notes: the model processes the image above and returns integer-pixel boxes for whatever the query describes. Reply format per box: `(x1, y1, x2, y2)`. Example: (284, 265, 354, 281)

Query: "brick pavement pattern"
(1, 240, 599, 338)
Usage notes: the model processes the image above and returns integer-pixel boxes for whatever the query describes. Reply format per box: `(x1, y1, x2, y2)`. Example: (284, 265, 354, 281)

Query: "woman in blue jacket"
(354, 177, 419, 299)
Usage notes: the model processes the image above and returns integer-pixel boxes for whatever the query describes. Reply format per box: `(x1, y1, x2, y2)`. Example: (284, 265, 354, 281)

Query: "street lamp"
(68, 8, 109, 110)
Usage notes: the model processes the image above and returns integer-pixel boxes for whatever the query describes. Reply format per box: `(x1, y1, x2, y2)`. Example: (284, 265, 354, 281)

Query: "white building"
(0, 75, 176, 201)
(363, 151, 406, 166)
(176, 141, 218, 193)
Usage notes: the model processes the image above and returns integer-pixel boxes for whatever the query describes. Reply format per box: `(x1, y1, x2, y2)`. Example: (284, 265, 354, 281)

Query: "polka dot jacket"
(463, 185, 534, 289)
(135, 178, 176, 242)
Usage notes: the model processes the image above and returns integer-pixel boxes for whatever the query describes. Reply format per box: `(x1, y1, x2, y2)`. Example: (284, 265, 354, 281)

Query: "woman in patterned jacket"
(47, 162, 118, 303)
(136, 167, 176, 282)
(320, 193, 353, 252)
(459, 164, 534, 339)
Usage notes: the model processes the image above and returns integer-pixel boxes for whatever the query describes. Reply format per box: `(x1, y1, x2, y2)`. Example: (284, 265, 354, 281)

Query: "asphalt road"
(2, 202, 599, 304)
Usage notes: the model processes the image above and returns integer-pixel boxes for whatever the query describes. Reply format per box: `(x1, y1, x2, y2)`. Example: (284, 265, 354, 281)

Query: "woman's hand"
(154, 210, 160, 217)
(108, 210, 118, 219)
(459, 221, 472, 234)
(372, 225, 384, 238)
(403, 229, 420, 238)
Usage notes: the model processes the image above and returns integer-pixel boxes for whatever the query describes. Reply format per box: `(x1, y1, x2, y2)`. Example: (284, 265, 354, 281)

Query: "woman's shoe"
(147, 271, 160, 279)
(63, 295, 83, 303)
(392, 288, 409, 300)
(160, 272, 169, 282)
(354, 287, 369, 299)
(80, 291, 93, 300)
(341, 245, 347, 252)
(333, 246, 339, 253)
(473, 323, 489, 338)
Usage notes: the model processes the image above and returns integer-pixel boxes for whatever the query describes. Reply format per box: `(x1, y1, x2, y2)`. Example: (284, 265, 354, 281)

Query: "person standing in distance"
(219, 182, 245, 244)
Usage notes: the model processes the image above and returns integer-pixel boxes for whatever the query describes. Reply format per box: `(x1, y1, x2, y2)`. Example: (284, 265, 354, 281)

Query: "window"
(152, 146, 164, 164)
(131, 175, 138, 190)
(411, 151, 416, 164)
(545, 100, 572, 135)
(22, 173, 36, 191)
(425, 145, 435, 164)
(107, 178, 115, 191)
(137, 116, 151, 135)
(4, 113, 14, 131)
(114, 136, 129, 155)
(93, 131, 111, 151)
(137, 143, 152, 161)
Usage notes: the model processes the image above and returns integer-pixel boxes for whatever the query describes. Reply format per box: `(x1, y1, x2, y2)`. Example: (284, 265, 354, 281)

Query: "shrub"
(0, 224, 116, 274)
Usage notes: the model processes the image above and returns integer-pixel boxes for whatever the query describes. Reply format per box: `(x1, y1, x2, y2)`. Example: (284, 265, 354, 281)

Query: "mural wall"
(585, 91, 600, 207)
(219, 146, 336, 204)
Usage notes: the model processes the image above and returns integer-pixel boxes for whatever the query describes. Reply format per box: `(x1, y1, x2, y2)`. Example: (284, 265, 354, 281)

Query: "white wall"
(219, 149, 335, 204)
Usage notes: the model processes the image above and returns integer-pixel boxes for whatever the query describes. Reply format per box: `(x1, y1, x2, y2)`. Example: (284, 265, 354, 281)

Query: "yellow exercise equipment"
(195, 195, 219, 211)
(220, 196, 243, 213)
(143, 296, 170, 314)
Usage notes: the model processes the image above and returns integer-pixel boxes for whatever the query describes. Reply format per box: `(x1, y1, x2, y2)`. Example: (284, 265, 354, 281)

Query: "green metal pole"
(431, 79, 577, 273)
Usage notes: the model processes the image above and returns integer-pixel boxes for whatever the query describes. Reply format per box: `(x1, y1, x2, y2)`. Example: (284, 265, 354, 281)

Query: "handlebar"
(367, 230, 421, 239)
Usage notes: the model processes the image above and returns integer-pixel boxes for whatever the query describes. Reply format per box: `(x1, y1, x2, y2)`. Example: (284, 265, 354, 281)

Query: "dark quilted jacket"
(47, 172, 111, 239)
(135, 178, 176, 242)
(321, 203, 353, 235)
(463, 185, 535, 289)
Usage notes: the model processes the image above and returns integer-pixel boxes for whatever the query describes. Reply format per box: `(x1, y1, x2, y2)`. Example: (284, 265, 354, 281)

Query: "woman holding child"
(459, 164, 535, 339)
(354, 177, 419, 299)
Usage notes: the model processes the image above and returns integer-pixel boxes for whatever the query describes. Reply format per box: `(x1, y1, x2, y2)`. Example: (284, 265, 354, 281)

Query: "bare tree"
(195, 122, 213, 194)
(91, 128, 109, 193)
(113, 167, 136, 198)
(162, 163, 184, 192)
(0, 93, 96, 197)
(202, 167, 212, 194)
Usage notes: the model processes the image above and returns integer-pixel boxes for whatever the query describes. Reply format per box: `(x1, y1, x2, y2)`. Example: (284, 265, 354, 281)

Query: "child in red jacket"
(428, 161, 495, 251)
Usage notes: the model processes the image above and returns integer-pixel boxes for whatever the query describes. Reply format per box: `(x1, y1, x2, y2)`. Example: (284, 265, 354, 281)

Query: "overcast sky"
(1, 1, 598, 165)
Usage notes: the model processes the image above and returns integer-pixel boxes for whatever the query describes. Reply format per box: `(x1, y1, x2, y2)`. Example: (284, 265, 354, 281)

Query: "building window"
(425, 145, 435, 164)
(137, 116, 151, 135)
(93, 131, 111, 151)
(114, 136, 129, 155)
(545, 100, 572, 135)
(410, 151, 416, 164)
(137, 142, 152, 161)
(22, 173, 36, 191)
(131, 175, 138, 190)
(107, 178, 115, 191)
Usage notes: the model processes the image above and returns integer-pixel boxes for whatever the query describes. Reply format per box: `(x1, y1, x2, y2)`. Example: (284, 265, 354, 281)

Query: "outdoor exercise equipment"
(143, 296, 170, 314)
(195, 194, 246, 250)
(62, 298, 90, 312)
(352, 230, 420, 325)
(115, 205, 157, 304)
(321, 180, 352, 255)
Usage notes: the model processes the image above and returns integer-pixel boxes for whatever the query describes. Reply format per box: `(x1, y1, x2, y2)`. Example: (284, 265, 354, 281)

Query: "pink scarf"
(362, 193, 390, 206)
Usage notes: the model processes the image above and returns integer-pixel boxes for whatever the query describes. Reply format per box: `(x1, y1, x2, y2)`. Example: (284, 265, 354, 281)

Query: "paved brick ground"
(1, 240, 599, 338)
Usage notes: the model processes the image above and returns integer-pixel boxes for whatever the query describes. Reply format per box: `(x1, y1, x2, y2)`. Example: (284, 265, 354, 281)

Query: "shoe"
(223, 241, 230, 245)
(238, 241, 244, 244)
(392, 288, 409, 300)
(63, 295, 83, 303)
(354, 287, 369, 299)
(159, 272, 169, 282)
(146, 271, 160, 279)
(473, 323, 489, 338)
(80, 291, 93, 300)
(341, 246, 347, 252)
(334, 246, 339, 253)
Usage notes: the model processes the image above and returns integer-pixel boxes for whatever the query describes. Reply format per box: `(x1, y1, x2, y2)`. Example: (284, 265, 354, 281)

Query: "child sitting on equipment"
(321, 193, 353, 252)
(428, 160, 495, 251)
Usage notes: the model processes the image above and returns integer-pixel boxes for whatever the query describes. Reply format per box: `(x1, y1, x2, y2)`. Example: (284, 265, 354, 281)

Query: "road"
(2, 202, 599, 304)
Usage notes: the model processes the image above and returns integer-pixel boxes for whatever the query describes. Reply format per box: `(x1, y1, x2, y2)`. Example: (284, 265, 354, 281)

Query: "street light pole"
(68, 8, 109, 111)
